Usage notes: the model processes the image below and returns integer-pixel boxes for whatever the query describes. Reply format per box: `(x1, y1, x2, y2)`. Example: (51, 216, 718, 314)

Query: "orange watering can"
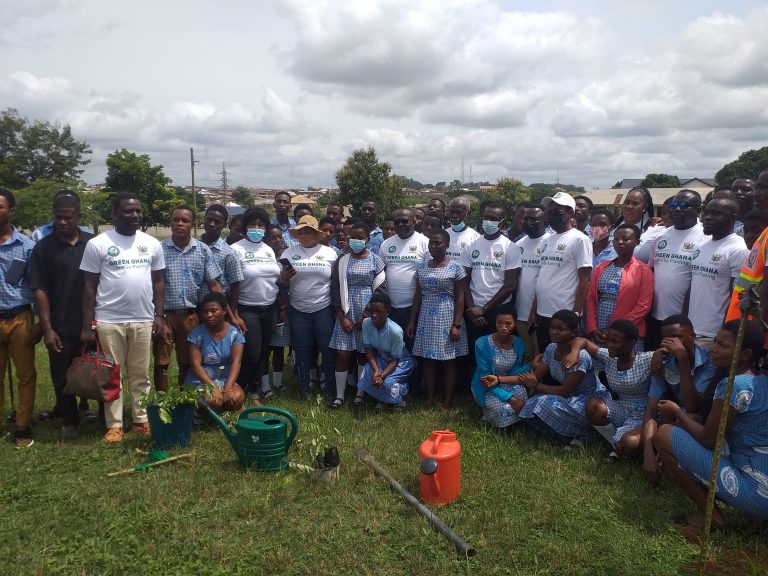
(419, 430, 461, 505)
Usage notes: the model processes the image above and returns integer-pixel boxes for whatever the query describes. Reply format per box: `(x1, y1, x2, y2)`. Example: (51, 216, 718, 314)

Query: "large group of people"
(2, 170, 768, 531)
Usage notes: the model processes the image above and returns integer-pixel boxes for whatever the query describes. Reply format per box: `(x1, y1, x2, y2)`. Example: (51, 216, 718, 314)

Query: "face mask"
(246, 228, 265, 243)
(589, 226, 609, 242)
(451, 222, 466, 232)
(348, 239, 367, 253)
(482, 220, 500, 235)
(548, 211, 564, 227)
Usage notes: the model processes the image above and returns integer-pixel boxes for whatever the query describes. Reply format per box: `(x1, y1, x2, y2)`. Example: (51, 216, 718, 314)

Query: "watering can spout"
(199, 399, 238, 447)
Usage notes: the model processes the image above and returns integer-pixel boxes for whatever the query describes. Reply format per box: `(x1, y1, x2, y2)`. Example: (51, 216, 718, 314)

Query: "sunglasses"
(669, 200, 693, 209)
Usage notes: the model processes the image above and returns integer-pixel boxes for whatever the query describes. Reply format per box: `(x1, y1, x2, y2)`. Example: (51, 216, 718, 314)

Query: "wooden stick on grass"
(107, 453, 195, 477)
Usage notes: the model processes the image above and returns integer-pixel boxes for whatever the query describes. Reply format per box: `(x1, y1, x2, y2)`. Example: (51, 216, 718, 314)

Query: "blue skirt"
(357, 348, 415, 404)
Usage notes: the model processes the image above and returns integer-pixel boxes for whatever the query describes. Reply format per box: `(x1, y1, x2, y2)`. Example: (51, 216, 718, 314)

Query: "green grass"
(1, 348, 766, 575)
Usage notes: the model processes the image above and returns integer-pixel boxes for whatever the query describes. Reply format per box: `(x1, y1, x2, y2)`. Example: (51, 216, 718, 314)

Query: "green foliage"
(528, 182, 586, 203)
(315, 190, 342, 209)
(139, 382, 211, 424)
(231, 186, 255, 208)
(639, 173, 681, 188)
(715, 146, 768, 185)
(11, 179, 78, 231)
(0, 108, 92, 189)
(483, 177, 530, 216)
(335, 146, 406, 221)
(104, 149, 174, 230)
(173, 186, 206, 214)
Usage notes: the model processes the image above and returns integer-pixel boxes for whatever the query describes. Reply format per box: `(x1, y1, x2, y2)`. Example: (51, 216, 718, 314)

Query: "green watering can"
(205, 403, 298, 472)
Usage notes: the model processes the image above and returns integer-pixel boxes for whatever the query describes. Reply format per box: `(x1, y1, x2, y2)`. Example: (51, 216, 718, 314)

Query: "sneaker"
(563, 438, 585, 452)
(262, 389, 275, 401)
(61, 425, 80, 441)
(80, 409, 98, 423)
(130, 422, 151, 437)
(353, 395, 365, 406)
(104, 427, 123, 444)
(15, 437, 34, 449)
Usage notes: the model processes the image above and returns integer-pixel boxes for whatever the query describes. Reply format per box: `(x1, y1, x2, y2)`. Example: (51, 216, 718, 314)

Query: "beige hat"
(289, 215, 323, 239)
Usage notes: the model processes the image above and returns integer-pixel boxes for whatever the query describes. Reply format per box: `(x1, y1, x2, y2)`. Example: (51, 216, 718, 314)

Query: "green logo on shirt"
(657, 240, 668, 250)
(388, 246, 396, 253)
(472, 250, 480, 258)
(292, 254, 301, 260)
(245, 252, 254, 259)
(107, 246, 120, 257)
(692, 249, 700, 260)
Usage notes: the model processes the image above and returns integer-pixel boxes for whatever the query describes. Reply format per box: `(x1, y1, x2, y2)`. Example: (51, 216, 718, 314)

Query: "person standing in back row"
(445, 197, 479, 264)
(647, 190, 706, 351)
(531, 192, 593, 352)
(80, 194, 166, 444)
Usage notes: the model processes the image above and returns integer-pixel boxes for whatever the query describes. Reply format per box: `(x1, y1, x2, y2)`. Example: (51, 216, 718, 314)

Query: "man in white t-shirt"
(515, 206, 550, 362)
(380, 208, 429, 336)
(80, 194, 166, 444)
(689, 198, 748, 348)
(446, 197, 479, 264)
(531, 191, 593, 351)
(461, 201, 522, 358)
(648, 189, 707, 350)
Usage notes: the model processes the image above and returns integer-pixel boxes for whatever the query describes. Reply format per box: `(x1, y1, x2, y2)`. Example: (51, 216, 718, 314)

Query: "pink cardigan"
(586, 256, 653, 337)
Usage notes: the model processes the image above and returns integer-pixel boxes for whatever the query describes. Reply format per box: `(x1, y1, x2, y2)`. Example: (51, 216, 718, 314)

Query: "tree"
(0, 108, 91, 189)
(335, 146, 406, 221)
(12, 179, 75, 231)
(527, 183, 585, 203)
(639, 173, 680, 188)
(104, 149, 175, 230)
(715, 146, 768, 185)
(485, 177, 530, 215)
(172, 186, 207, 214)
(231, 185, 255, 208)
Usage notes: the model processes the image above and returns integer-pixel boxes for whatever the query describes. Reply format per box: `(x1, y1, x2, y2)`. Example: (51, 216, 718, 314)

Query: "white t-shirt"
(634, 224, 667, 263)
(446, 226, 480, 264)
(689, 233, 749, 337)
(380, 232, 430, 309)
(282, 243, 338, 313)
(460, 234, 522, 309)
(231, 239, 280, 307)
(514, 232, 551, 321)
(534, 228, 593, 318)
(649, 223, 707, 320)
(80, 229, 165, 323)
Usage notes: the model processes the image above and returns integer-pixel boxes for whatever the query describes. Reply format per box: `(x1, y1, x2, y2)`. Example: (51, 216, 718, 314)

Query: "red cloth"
(586, 256, 654, 337)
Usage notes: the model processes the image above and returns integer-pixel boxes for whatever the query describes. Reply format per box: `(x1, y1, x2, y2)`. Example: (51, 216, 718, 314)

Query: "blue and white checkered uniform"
(198, 237, 243, 299)
(368, 227, 384, 255)
(412, 261, 468, 360)
(161, 237, 222, 310)
(271, 217, 297, 248)
(0, 227, 34, 309)
(482, 343, 528, 428)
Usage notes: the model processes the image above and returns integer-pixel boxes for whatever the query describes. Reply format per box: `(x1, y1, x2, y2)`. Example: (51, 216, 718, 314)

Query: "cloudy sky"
(2, 0, 767, 190)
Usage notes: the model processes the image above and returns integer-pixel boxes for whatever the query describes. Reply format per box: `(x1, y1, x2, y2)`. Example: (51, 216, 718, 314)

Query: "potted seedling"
(139, 382, 214, 449)
(291, 398, 340, 482)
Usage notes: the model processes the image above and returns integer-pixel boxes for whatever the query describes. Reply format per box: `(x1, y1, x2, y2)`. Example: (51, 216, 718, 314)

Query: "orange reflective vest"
(725, 225, 768, 322)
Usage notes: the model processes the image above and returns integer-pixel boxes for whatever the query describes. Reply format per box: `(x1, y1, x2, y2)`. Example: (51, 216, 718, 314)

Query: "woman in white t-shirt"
(231, 207, 281, 401)
(277, 215, 339, 400)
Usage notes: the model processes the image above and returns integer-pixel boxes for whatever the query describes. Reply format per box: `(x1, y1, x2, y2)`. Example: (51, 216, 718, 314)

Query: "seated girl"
(355, 293, 415, 409)
(652, 320, 768, 530)
(565, 320, 658, 458)
(517, 309, 610, 445)
(470, 303, 534, 428)
(185, 292, 246, 412)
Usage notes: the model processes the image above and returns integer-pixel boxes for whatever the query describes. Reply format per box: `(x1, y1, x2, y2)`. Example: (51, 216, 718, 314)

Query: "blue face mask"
(246, 228, 265, 243)
(348, 239, 367, 254)
(482, 220, 500, 235)
(451, 222, 466, 232)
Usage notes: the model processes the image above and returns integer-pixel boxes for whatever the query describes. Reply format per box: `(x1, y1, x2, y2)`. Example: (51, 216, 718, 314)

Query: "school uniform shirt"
(161, 237, 222, 311)
(689, 233, 749, 338)
(0, 227, 35, 310)
(461, 234, 522, 309)
(231, 239, 280, 306)
(446, 226, 479, 264)
(534, 228, 593, 318)
(649, 343, 716, 401)
(282, 243, 338, 313)
(199, 237, 244, 298)
(270, 216, 297, 248)
(380, 232, 429, 309)
(514, 233, 550, 321)
(649, 224, 706, 321)
(80, 229, 165, 323)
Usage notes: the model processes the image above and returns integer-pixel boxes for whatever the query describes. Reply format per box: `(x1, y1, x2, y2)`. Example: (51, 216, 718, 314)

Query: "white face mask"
(482, 220, 500, 235)
(451, 222, 466, 232)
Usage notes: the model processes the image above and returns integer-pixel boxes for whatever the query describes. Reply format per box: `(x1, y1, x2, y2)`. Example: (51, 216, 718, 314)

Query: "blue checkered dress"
(271, 217, 297, 248)
(198, 237, 244, 298)
(412, 261, 468, 360)
(482, 342, 528, 428)
(596, 263, 643, 351)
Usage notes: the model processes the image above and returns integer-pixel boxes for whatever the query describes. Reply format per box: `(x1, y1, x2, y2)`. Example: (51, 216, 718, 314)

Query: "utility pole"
(219, 162, 229, 205)
(190, 147, 199, 238)
(461, 153, 465, 185)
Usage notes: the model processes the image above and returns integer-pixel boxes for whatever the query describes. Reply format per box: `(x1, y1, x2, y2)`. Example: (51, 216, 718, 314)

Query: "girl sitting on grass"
(185, 292, 247, 412)
(470, 303, 534, 428)
(652, 320, 768, 530)
(517, 309, 610, 447)
(355, 293, 415, 409)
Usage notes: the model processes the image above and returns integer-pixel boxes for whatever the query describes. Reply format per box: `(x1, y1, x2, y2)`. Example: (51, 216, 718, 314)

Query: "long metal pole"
(356, 448, 476, 557)
(190, 147, 197, 238)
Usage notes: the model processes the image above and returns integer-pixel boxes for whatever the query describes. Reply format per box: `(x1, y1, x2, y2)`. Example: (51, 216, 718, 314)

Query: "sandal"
(353, 395, 364, 406)
(330, 397, 344, 409)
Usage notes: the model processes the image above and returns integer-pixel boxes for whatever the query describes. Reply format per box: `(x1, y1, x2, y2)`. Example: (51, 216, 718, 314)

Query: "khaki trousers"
(96, 322, 152, 428)
(0, 311, 36, 430)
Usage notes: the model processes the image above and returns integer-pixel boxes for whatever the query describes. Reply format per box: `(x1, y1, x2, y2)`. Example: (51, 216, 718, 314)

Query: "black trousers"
(535, 314, 553, 354)
(49, 336, 82, 427)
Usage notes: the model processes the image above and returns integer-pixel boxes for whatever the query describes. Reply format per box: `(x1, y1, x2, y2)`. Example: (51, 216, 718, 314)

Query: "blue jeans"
(289, 305, 336, 398)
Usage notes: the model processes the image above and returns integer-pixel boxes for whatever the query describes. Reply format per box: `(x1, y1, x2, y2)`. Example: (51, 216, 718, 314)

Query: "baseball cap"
(541, 191, 576, 210)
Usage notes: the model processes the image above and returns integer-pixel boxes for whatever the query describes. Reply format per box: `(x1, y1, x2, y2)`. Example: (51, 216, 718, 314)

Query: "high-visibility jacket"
(725, 225, 768, 322)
